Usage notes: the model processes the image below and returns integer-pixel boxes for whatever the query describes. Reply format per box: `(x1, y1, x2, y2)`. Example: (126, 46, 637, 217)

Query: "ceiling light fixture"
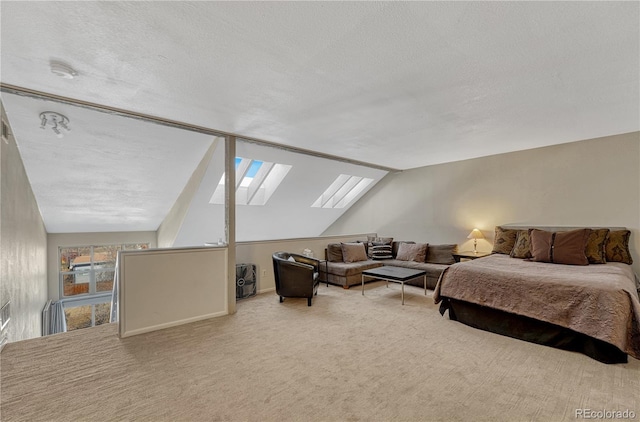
(39, 111, 70, 138)
(50, 61, 78, 79)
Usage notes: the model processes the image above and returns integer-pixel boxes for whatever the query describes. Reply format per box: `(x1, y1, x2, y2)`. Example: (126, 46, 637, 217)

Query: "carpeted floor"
(1, 282, 639, 421)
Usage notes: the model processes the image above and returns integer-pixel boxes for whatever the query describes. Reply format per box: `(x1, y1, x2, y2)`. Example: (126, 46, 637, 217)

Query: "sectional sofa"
(320, 240, 458, 290)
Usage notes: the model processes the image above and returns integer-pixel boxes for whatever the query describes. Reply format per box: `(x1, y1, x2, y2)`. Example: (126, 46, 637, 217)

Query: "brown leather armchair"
(272, 252, 320, 306)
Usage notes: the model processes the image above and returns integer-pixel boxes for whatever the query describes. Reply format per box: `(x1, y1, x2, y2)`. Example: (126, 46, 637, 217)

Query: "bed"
(433, 228, 640, 364)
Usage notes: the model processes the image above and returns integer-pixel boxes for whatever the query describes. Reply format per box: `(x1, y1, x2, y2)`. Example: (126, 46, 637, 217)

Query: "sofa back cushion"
(425, 244, 457, 265)
(327, 243, 343, 262)
(341, 242, 368, 263)
(396, 242, 428, 262)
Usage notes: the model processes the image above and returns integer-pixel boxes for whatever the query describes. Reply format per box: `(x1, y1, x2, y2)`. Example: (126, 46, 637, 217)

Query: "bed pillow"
(341, 242, 368, 263)
(492, 226, 519, 255)
(510, 230, 532, 259)
(585, 228, 609, 264)
(529, 228, 590, 265)
(425, 244, 457, 265)
(327, 243, 343, 262)
(605, 230, 633, 265)
(396, 242, 428, 262)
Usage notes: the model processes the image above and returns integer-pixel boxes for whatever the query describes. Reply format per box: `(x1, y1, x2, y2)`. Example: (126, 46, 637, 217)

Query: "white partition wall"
(119, 247, 228, 338)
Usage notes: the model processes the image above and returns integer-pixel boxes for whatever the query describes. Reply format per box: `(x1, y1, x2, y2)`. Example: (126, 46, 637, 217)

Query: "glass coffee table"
(361, 266, 427, 305)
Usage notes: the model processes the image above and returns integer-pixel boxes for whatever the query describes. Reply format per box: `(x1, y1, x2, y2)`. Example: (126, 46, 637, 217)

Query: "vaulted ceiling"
(1, 1, 638, 236)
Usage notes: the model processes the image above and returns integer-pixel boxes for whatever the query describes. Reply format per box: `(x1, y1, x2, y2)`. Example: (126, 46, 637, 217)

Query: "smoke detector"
(50, 61, 78, 79)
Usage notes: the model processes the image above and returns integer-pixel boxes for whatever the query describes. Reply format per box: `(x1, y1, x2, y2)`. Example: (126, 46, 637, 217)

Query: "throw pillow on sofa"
(370, 244, 393, 260)
(396, 242, 428, 262)
(341, 242, 368, 263)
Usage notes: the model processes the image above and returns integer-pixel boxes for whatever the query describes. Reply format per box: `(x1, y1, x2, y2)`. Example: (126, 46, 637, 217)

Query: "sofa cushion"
(327, 243, 343, 262)
(383, 260, 449, 279)
(396, 242, 428, 262)
(425, 244, 457, 265)
(605, 230, 633, 265)
(325, 261, 383, 277)
(341, 242, 368, 263)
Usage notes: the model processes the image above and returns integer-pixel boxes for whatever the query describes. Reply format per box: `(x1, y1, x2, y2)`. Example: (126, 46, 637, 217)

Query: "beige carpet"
(2, 282, 639, 422)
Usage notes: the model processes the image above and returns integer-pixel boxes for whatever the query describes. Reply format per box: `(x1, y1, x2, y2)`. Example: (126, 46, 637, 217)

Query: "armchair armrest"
(289, 254, 320, 271)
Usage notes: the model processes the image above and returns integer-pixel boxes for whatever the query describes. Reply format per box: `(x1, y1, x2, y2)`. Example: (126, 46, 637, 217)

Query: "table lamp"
(467, 228, 484, 254)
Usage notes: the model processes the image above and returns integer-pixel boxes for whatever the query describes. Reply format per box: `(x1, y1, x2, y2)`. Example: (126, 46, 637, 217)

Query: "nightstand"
(453, 251, 491, 263)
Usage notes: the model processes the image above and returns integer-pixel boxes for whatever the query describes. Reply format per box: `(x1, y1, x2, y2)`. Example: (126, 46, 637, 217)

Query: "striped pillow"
(370, 245, 393, 260)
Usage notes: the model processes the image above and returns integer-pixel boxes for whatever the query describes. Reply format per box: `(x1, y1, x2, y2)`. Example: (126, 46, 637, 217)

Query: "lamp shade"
(467, 228, 484, 240)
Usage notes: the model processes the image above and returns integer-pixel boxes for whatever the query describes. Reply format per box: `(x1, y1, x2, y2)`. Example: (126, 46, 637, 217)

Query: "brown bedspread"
(434, 254, 640, 359)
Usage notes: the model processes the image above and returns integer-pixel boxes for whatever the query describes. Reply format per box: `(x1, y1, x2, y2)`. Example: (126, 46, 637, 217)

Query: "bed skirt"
(440, 298, 628, 364)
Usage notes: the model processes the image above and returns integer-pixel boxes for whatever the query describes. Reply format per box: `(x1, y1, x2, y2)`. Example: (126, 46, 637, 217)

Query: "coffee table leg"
(424, 275, 427, 295)
(401, 281, 405, 305)
(362, 274, 364, 295)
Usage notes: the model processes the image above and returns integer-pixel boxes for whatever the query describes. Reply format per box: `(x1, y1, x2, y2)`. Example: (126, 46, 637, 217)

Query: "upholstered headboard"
(500, 225, 628, 232)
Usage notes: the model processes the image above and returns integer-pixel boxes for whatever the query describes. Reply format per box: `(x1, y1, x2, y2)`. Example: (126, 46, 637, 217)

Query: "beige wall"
(0, 103, 48, 342)
(119, 246, 228, 337)
(47, 231, 157, 301)
(324, 132, 640, 275)
(157, 138, 220, 248)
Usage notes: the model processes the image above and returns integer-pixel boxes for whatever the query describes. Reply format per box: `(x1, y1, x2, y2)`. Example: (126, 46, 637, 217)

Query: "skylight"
(312, 174, 374, 209)
(210, 157, 292, 206)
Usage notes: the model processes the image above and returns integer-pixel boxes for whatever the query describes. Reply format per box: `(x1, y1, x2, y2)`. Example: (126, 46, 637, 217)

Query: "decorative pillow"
(396, 242, 428, 262)
(529, 228, 590, 265)
(376, 237, 393, 245)
(366, 235, 377, 258)
(370, 244, 393, 260)
(425, 244, 457, 265)
(392, 241, 414, 258)
(585, 228, 609, 264)
(327, 243, 343, 262)
(510, 230, 532, 259)
(492, 227, 518, 255)
(605, 230, 633, 265)
(341, 242, 368, 263)
(356, 240, 370, 257)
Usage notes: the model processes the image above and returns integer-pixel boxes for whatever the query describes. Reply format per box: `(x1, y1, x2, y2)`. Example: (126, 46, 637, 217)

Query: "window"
(59, 243, 148, 298)
(312, 174, 374, 209)
(59, 243, 148, 331)
(209, 156, 292, 206)
(64, 300, 111, 332)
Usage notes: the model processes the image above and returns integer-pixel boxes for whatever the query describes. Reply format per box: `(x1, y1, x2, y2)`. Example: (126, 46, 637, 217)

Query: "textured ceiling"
(1, 2, 639, 235)
(2, 93, 214, 233)
(1, 1, 638, 171)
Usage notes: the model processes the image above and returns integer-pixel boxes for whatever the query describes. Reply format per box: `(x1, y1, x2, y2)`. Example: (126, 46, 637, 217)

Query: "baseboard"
(120, 310, 228, 338)
(257, 287, 275, 294)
